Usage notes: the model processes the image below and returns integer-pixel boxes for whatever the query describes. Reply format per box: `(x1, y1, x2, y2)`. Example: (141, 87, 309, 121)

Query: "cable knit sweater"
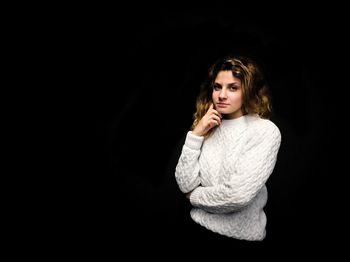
(175, 114, 281, 241)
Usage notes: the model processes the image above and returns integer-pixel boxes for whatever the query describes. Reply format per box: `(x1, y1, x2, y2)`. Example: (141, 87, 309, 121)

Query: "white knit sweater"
(175, 114, 281, 241)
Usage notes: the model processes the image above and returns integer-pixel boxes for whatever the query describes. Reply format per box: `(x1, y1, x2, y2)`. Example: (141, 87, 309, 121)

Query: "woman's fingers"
(193, 103, 222, 136)
(207, 105, 222, 119)
(205, 115, 221, 129)
(209, 119, 220, 127)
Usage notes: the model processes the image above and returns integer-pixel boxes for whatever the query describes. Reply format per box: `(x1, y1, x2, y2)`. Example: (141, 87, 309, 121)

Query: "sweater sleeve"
(175, 131, 204, 193)
(189, 122, 281, 213)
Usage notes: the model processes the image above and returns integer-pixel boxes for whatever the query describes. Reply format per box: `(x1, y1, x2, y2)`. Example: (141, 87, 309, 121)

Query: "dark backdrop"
(84, 6, 345, 255)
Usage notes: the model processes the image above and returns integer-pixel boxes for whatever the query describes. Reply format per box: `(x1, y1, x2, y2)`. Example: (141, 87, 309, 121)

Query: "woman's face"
(212, 70, 243, 119)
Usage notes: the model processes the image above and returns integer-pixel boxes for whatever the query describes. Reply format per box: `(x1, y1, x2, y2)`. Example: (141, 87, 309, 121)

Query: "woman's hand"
(192, 103, 222, 136)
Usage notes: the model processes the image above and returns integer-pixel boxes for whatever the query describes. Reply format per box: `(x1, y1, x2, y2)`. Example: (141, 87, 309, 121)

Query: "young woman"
(175, 55, 281, 243)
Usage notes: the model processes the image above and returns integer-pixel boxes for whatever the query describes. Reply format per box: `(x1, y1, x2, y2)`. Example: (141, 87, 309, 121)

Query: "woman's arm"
(175, 131, 204, 193)
(175, 104, 221, 193)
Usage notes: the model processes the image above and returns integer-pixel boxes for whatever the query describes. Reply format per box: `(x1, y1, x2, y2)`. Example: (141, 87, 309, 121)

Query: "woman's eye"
(213, 85, 221, 90)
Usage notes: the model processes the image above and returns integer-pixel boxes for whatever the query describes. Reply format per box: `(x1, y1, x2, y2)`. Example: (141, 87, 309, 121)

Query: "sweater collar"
(220, 114, 257, 127)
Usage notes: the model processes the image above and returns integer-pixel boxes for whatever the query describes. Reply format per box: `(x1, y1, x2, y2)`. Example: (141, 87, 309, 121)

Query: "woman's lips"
(216, 103, 229, 107)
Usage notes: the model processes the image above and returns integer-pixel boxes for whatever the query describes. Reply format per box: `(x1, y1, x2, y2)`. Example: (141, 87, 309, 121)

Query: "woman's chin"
(217, 109, 229, 114)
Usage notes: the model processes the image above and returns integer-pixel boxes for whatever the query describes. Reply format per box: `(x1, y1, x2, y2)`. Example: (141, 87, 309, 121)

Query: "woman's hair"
(191, 55, 272, 136)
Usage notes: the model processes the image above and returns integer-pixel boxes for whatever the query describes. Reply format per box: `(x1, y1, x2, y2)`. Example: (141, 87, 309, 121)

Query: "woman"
(175, 55, 281, 242)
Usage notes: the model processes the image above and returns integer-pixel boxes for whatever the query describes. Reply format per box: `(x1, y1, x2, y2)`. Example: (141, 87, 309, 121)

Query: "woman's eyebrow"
(227, 83, 240, 87)
(214, 82, 240, 86)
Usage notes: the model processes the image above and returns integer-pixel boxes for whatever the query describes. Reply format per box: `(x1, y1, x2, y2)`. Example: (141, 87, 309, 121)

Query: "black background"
(80, 5, 346, 256)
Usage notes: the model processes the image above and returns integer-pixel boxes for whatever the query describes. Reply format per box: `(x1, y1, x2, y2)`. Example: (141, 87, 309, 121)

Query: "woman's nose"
(219, 88, 227, 99)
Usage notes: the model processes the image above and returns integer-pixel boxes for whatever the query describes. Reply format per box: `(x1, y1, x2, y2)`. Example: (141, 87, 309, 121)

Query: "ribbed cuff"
(189, 187, 204, 206)
(184, 131, 204, 150)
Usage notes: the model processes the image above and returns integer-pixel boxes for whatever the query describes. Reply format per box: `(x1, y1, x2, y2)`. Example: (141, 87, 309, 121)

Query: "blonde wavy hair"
(191, 55, 272, 137)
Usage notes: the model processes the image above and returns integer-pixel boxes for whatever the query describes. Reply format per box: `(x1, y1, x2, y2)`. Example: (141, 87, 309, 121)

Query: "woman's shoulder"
(247, 114, 281, 137)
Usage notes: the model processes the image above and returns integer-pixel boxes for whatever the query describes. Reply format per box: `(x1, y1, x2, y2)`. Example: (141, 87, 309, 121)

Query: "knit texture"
(175, 114, 281, 241)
